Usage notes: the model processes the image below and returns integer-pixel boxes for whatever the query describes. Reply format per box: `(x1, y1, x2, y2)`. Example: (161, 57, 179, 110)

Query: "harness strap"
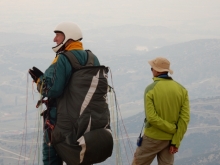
(62, 50, 95, 70)
(85, 50, 95, 66)
(46, 120, 55, 130)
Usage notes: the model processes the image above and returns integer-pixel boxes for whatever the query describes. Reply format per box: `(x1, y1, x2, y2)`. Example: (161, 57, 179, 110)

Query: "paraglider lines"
(108, 68, 135, 165)
(18, 72, 29, 165)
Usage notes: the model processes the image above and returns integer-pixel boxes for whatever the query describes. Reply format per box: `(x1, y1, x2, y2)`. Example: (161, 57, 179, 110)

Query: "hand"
(169, 145, 178, 154)
(29, 66, 43, 83)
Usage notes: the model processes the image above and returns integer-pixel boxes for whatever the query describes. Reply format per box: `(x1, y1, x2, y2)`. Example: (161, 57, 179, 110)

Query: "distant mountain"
(107, 39, 220, 108)
(84, 25, 179, 52)
(176, 150, 220, 165)
(0, 32, 50, 46)
(83, 24, 219, 57)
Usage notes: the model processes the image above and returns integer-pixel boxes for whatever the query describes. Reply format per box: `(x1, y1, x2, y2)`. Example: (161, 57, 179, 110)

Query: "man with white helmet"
(29, 22, 101, 165)
(52, 21, 84, 53)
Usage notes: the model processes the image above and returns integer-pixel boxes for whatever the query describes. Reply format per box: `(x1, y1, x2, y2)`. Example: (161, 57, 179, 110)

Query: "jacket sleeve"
(145, 92, 177, 134)
(37, 55, 72, 98)
(171, 91, 190, 148)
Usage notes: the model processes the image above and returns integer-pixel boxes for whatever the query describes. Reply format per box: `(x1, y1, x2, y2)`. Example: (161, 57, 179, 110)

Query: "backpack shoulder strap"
(62, 51, 81, 69)
(62, 50, 95, 69)
(85, 50, 95, 66)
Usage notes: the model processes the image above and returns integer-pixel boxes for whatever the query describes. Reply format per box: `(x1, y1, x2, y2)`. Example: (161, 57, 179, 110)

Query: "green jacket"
(144, 77, 190, 148)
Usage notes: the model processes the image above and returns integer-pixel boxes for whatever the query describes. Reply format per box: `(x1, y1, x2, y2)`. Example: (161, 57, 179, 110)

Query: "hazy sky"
(0, 0, 220, 35)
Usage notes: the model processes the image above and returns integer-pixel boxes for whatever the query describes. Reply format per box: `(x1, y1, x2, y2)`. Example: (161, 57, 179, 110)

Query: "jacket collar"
(65, 41, 83, 51)
(153, 76, 172, 81)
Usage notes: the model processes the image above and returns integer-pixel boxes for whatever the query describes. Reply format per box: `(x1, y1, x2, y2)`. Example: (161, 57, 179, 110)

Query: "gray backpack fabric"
(51, 50, 113, 165)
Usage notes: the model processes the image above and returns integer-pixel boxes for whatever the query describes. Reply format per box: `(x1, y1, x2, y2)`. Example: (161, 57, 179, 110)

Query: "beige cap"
(148, 57, 173, 74)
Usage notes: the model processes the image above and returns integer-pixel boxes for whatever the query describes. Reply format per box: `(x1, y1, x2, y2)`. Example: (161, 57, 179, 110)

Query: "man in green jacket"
(132, 57, 190, 165)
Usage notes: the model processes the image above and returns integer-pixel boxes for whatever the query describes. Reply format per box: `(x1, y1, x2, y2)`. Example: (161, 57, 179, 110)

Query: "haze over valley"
(0, 0, 220, 164)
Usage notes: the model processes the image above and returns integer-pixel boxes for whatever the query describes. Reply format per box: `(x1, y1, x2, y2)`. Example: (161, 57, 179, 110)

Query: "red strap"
(46, 120, 55, 130)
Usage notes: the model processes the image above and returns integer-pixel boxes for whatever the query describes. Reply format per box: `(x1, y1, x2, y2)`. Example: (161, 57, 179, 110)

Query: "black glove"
(29, 66, 43, 83)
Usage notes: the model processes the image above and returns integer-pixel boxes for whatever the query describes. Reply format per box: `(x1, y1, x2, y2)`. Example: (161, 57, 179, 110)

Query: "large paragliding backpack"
(51, 50, 113, 165)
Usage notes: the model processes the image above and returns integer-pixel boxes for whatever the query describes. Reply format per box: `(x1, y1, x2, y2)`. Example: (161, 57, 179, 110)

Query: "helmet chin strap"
(52, 39, 79, 53)
(52, 42, 65, 53)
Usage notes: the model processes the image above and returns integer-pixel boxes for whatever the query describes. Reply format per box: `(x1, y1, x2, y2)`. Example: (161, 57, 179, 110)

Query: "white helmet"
(52, 22, 83, 53)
